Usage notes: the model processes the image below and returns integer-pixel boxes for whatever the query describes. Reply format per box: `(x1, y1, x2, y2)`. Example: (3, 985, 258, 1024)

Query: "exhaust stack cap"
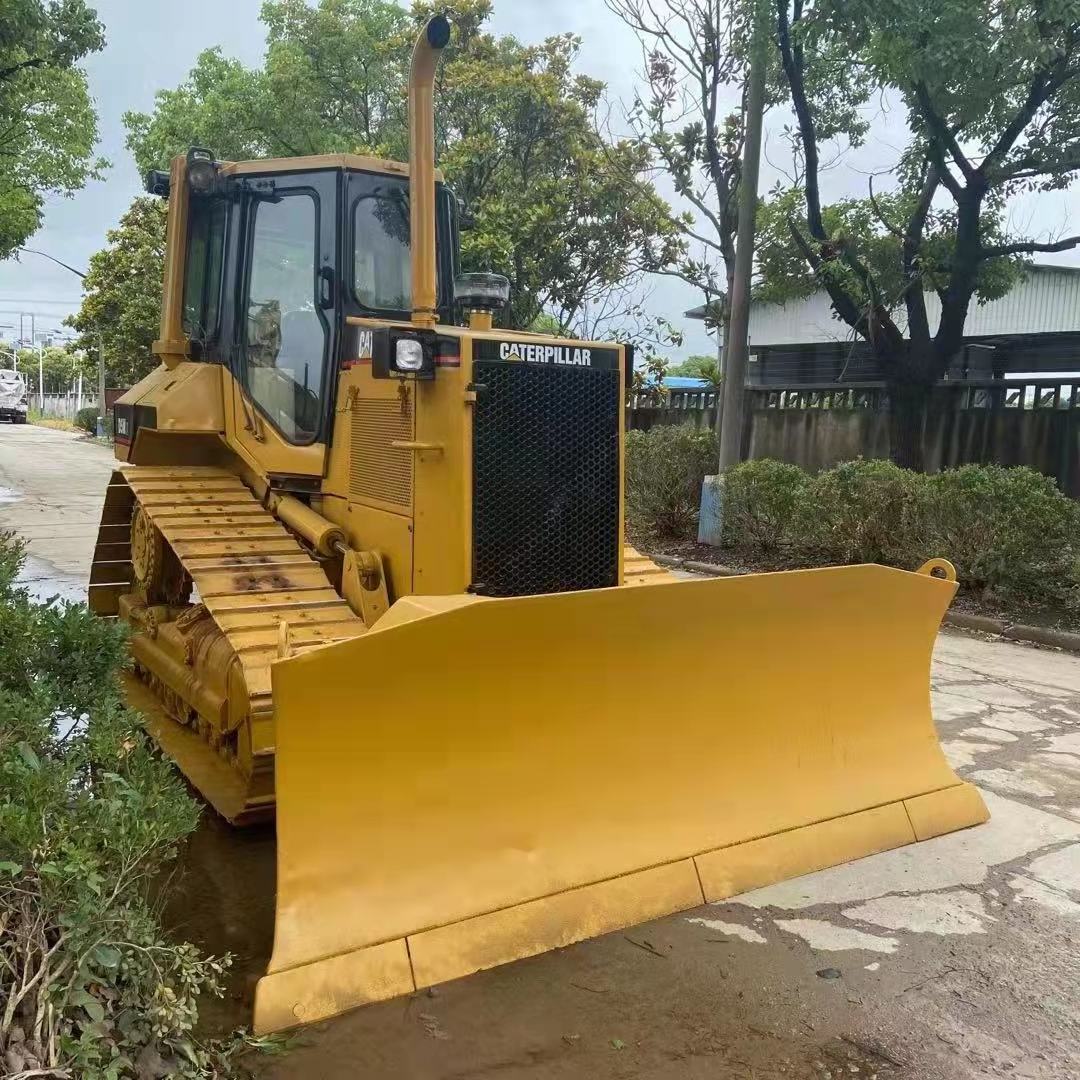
(426, 13, 451, 48)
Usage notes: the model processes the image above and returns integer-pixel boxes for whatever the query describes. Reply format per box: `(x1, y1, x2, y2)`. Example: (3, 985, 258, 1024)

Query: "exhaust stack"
(408, 15, 451, 329)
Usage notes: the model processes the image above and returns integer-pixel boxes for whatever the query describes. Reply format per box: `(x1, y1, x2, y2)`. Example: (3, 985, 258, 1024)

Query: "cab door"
(227, 170, 339, 478)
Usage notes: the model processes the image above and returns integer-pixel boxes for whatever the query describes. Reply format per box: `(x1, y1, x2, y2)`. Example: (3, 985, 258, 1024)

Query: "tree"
(769, 0, 1080, 469)
(606, 0, 749, 367)
(21, 345, 87, 394)
(123, 0, 680, 335)
(0, 1, 106, 258)
(669, 353, 723, 386)
(67, 198, 167, 387)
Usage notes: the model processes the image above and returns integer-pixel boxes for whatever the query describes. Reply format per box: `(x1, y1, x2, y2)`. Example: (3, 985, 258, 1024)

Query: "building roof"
(744, 264, 1080, 347)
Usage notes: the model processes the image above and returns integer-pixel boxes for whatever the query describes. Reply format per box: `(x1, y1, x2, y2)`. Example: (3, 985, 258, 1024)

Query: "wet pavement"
(1, 425, 1078, 1078)
(0, 422, 114, 600)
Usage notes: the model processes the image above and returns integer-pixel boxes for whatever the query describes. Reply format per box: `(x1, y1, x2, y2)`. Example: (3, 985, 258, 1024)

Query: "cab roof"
(220, 153, 444, 182)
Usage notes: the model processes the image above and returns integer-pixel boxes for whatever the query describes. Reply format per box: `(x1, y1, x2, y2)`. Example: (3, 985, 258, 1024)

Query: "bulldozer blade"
(254, 562, 987, 1033)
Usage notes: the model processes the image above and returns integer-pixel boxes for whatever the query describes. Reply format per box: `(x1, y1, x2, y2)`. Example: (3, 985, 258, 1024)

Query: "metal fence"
(626, 386, 722, 431)
(625, 378, 1080, 496)
(744, 378, 1080, 414)
(35, 392, 89, 420)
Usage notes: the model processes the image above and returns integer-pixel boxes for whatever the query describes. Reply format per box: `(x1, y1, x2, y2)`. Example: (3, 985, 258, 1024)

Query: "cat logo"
(356, 330, 374, 359)
(498, 341, 593, 366)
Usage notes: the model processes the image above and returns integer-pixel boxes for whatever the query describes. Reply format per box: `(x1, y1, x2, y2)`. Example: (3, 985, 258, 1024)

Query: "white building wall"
(748, 266, 1080, 347)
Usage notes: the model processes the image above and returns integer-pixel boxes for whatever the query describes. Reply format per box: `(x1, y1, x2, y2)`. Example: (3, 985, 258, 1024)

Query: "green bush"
(75, 405, 100, 434)
(923, 465, 1080, 598)
(625, 424, 718, 540)
(720, 459, 808, 554)
(0, 531, 265, 1077)
(799, 458, 929, 567)
(695, 458, 1079, 604)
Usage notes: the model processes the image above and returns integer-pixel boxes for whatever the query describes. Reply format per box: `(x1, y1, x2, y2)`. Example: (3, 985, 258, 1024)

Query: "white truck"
(0, 369, 28, 423)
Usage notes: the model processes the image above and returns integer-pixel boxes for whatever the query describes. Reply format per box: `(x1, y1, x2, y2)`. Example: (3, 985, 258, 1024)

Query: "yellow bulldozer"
(89, 15, 987, 1035)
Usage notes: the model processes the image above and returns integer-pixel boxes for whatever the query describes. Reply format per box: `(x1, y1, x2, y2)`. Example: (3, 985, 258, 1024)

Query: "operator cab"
(160, 149, 460, 448)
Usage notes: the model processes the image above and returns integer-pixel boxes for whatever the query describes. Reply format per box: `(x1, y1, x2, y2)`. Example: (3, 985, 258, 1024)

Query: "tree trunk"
(888, 379, 930, 471)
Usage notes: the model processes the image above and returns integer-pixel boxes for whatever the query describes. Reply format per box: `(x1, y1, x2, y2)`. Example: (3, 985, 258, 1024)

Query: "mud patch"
(155, 810, 276, 1035)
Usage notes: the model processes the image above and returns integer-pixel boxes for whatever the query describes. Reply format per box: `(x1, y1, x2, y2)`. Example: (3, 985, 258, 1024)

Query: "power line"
(0, 297, 81, 305)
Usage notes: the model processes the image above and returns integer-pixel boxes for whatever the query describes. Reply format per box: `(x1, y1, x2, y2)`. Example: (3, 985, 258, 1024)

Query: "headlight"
(395, 338, 425, 372)
(370, 327, 437, 381)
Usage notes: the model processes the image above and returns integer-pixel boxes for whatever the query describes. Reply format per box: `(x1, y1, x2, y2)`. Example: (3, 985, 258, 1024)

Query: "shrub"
(75, 405, 100, 435)
(625, 424, 718, 540)
(695, 457, 1079, 604)
(798, 458, 929, 567)
(923, 465, 1080, 598)
(720, 459, 808, 554)
(0, 531, 263, 1077)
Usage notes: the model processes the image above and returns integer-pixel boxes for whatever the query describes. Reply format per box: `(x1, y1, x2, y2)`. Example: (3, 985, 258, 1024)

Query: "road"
(1, 424, 1078, 1079)
(0, 422, 114, 600)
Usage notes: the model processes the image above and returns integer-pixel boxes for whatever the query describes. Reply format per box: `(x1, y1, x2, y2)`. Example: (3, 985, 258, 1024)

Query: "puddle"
(0, 485, 20, 505)
(15, 554, 88, 605)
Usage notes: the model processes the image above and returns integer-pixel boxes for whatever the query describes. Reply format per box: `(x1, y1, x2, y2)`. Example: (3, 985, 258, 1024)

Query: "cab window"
(353, 184, 412, 310)
(183, 197, 226, 341)
(242, 192, 327, 444)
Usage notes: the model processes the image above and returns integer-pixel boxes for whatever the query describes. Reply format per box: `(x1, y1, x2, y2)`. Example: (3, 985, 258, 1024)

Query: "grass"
(31, 416, 82, 432)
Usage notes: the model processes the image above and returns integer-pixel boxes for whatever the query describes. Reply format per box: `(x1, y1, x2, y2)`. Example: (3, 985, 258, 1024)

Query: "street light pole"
(17, 247, 104, 421)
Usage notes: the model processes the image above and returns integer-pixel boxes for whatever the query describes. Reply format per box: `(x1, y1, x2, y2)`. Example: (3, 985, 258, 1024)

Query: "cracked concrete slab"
(773, 918, 899, 953)
(841, 890, 994, 936)
(730, 790, 1080, 910)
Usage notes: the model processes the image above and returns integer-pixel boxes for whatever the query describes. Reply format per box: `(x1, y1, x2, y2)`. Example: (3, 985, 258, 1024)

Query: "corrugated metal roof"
(747, 265, 1080, 347)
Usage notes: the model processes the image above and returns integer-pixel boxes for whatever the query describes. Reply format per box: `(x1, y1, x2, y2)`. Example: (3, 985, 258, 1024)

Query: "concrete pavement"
(0, 422, 114, 600)
(1, 425, 1078, 1079)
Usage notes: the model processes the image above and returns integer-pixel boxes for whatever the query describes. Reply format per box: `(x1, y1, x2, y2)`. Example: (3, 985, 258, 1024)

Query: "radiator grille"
(349, 397, 413, 508)
(472, 361, 620, 597)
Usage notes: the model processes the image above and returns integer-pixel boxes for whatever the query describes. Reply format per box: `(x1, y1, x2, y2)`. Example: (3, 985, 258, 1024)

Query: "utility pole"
(698, 0, 769, 542)
(97, 333, 106, 425)
(16, 247, 104, 424)
(717, 7, 767, 470)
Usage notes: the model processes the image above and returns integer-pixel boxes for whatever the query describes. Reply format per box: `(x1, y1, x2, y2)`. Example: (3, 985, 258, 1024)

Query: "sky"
(4, 0, 1080, 357)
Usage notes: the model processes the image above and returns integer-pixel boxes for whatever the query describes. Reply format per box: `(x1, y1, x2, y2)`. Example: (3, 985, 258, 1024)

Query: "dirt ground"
(2, 424, 1079, 1080)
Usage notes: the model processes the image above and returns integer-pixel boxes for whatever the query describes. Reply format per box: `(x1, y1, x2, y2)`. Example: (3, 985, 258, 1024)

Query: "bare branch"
(982, 234, 1080, 257)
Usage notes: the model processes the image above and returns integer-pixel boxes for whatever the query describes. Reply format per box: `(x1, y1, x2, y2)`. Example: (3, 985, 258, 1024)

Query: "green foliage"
(798, 458, 928, 567)
(67, 197, 167, 388)
(0, 1, 106, 258)
(75, 404, 99, 434)
(712, 458, 1080, 602)
(122, 0, 680, 335)
(0, 531, 269, 1076)
(922, 465, 1080, 598)
(720, 459, 808, 554)
(625, 424, 717, 539)
(19, 346, 89, 394)
(755, 189, 1023, 311)
(767, 0, 1080, 469)
(668, 354, 723, 387)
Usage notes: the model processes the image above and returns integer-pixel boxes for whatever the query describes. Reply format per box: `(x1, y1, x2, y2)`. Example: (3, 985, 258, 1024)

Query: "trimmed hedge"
(718, 458, 1080, 602)
(624, 426, 1080, 603)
